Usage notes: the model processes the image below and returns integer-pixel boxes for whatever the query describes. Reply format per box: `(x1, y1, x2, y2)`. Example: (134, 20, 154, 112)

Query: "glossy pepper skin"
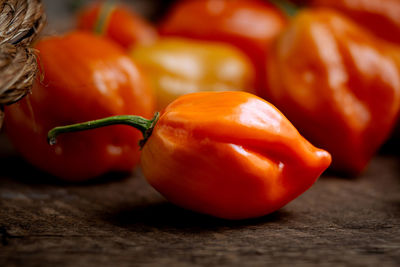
(267, 9, 400, 174)
(159, 0, 287, 98)
(48, 91, 331, 219)
(311, 0, 400, 45)
(77, 2, 157, 49)
(4, 31, 155, 181)
(130, 38, 255, 109)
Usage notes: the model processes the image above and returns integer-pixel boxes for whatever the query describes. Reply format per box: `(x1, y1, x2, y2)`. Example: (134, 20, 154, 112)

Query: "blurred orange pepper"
(48, 91, 331, 219)
(266, 9, 400, 174)
(311, 0, 400, 45)
(130, 37, 255, 109)
(4, 31, 155, 181)
(77, 1, 158, 49)
(159, 0, 287, 98)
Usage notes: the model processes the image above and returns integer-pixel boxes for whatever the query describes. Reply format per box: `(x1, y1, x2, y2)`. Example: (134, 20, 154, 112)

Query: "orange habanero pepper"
(159, 0, 287, 98)
(77, 1, 158, 49)
(311, 0, 400, 45)
(48, 91, 331, 219)
(266, 9, 400, 174)
(4, 31, 155, 181)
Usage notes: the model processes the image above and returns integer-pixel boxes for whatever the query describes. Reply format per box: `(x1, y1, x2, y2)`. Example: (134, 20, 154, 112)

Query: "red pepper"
(311, 0, 400, 45)
(48, 91, 331, 219)
(4, 31, 155, 180)
(159, 0, 287, 98)
(266, 9, 400, 174)
(77, 1, 158, 49)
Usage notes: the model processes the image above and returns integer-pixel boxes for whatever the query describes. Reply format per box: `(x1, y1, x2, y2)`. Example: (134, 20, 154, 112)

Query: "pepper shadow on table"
(103, 201, 292, 233)
(0, 155, 131, 186)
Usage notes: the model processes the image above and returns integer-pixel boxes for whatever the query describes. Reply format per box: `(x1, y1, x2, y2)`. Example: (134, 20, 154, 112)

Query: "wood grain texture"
(0, 135, 399, 267)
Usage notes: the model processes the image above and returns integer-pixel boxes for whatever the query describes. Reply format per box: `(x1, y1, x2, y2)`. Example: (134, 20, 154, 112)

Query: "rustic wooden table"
(0, 133, 399, 266)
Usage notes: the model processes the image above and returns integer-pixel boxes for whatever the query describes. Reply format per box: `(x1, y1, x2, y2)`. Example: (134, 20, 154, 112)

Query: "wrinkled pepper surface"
(48, 91, 331, 219)
(311, 0, 400, 45)
(5, 31, 155, 180)
(130, 38, 255, 109)
(267, 9, 400, 174)
(77, 2, 158, 49)
(159, 0, 287, 97)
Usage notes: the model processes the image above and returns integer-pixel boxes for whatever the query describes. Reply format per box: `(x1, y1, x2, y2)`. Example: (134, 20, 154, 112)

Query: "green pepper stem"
(94, 0, 115, 35)
(269, 0, 299, 17)
(47, 112, 160, 148)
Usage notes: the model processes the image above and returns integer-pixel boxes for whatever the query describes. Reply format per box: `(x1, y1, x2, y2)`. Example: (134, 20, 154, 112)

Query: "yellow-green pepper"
(130, 38, 255, 109)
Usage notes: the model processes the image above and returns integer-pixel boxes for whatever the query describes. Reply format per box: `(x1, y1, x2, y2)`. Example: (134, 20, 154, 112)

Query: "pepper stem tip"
(47, 112, 160, 148)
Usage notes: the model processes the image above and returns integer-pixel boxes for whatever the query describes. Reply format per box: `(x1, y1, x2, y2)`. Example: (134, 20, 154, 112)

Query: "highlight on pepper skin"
(140, 92, 332, 219)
